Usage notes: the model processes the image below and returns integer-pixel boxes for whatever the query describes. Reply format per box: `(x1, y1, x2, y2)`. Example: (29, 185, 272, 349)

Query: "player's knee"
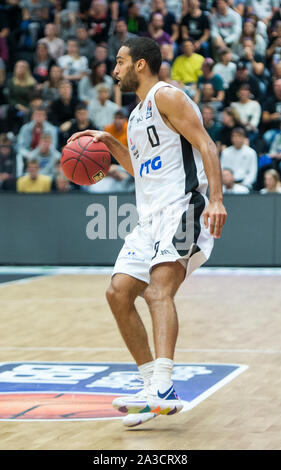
(144, 285, 171, 306)
(106, 282, 130, 309)
(106, 284, 119, 306)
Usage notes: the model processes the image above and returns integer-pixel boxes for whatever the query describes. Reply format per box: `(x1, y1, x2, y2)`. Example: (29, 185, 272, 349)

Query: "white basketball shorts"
(112, 191, 214, 285)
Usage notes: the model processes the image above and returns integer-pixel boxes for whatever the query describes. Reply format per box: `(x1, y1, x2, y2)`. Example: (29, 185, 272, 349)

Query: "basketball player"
(68, 37, 227, 427)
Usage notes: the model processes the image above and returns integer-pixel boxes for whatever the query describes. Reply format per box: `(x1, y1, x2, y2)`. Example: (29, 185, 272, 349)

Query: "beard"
(119, 65, 140, 92)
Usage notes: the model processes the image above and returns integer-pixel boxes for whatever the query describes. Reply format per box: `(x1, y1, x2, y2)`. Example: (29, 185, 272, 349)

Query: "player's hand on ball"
(203, 201, 227, 239)
(67, 129, 109, 144)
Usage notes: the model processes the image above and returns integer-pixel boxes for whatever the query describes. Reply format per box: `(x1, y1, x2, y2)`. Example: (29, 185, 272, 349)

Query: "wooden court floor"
(0, 270, 280, 450)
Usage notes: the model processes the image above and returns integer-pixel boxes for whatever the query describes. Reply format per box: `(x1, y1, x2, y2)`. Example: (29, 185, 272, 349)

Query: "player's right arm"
(67, 130, 134, 177)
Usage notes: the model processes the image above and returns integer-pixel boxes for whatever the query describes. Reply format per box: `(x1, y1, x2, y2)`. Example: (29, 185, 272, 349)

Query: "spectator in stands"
(210, 0, 242, 52)
(146, 12, 173, 48)
(160, 42, 175, 64)
(104, 110, 128, 148)
(220, 127, 258, 189)
(171, 38, 204, 85)
(38, 22, 65, 60)
(269, 122, 281, 163)
(261, 78, 281, 132)
(20, 0, 51, 46)
(27, 132, 60, 177)
(202, 104, 223, 143)
(181, 0, 210, 57)
(226, 60, 261, 105)
(151, 0, 179, 44)
(240, 37, 265, 79)
(49, 79, 80, 128)
(17, 158, 52, 193)
(93, 42, 114, 75)
(0, 133, 17, 191)
(232, 18, 267, 59)
(195, 57, 225, 104)
(0, 58, 5, 106)
(266, 20, 281, 68)
(222, 168, 250, 194)
(260, 169, 281, 194)
(56, 9, 78, 42)
(31, 42, 56, 83)
(88, 83, 119, 130)
(136, 0, 152, 21)
(41, 64, 63, 106)
(76, 25, 96, 62)
(267, 62, 281, 96)
(126, 1, 148, 35)
(86, 0, 112, 44)
(53, 172, 71, 192)
(270, 5, 281, 31)
(158, 61, 183, 89)
(246, 0, 279, 27)
(107, 18, 136, 65)
(107, 18, 135, 62)
(230, 83, 261, 145)
(196, 82, 223, 118)
(57, 38, 89, 84)
(78, 60, 114, 105)
(219, 106, 245, 150)
(17, 106, 58, 167)
(213, 48, 237, 90)
(7, 60, 36, 114)
(59, 103, 96, 148)
(0, 27, 9, 65)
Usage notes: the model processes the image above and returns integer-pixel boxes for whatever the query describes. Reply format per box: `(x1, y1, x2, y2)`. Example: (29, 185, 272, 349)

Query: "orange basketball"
(60, 136, 111, 185)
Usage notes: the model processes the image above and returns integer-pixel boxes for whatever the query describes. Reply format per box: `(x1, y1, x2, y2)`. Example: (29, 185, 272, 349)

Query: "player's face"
(114, 46, 140, 93)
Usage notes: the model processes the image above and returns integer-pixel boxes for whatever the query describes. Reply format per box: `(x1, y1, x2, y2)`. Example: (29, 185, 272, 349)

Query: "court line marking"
(0, 266, 281, 276)
(0, 346, 280, 355)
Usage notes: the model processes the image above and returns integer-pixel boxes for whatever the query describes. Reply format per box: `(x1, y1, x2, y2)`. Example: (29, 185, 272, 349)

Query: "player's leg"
(106, 273, 153, 366)
(143, 261, 186, 415)
(107, 273, 156, 418)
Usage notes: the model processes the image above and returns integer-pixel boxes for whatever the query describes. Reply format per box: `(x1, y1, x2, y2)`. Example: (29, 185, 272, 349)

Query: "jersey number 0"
(147, 125, 160, 148)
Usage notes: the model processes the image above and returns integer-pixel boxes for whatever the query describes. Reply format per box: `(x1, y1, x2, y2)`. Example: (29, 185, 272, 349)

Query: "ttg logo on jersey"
(140, 156, 162, 177)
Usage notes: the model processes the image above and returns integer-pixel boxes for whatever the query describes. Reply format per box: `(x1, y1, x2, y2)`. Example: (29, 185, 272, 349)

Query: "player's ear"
(136, 59, 146, 72)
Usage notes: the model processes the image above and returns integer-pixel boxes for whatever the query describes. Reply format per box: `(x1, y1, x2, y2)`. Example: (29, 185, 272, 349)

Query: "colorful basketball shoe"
(122, 411, 158, 428)
(146, 383, 183, 415)
(112, 387, 150, 414)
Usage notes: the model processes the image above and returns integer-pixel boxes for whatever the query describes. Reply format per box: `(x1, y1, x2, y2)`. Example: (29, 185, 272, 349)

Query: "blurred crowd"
(0, 0, 281, 195)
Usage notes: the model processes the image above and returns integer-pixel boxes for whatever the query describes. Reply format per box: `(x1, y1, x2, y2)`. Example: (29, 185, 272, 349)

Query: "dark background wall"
(0, 193, 280, 266)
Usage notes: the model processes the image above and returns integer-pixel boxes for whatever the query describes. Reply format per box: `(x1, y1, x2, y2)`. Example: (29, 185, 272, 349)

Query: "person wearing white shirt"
(39, 23, 65, 61)
(222, 168, 250, 194)
(213, 48, 237, 89)
(88, 83, 119, 130)
(220, 127, 258, 189)
(211, 0, 242, 50)
(57, 38, 88, 82)
(230, 83, 261, 147)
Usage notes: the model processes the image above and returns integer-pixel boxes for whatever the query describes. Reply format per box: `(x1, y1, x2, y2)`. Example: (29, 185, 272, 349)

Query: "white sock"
(152, 357, 174, 392)
(138, 360, 154, 388)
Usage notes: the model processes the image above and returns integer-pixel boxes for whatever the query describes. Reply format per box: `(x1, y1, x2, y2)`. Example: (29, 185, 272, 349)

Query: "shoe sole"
(123, 412, 158, 428)
(113, 397, 183, 416)
(112, 397, 148, 414)
(148, 400, 183, 416)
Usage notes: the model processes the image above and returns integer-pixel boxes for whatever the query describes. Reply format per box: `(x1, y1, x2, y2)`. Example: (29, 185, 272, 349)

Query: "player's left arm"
(155, 87, 227, 239)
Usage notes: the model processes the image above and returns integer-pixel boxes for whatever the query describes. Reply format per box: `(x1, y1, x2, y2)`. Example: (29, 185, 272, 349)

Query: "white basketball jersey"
(127, 81, 208, 222)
